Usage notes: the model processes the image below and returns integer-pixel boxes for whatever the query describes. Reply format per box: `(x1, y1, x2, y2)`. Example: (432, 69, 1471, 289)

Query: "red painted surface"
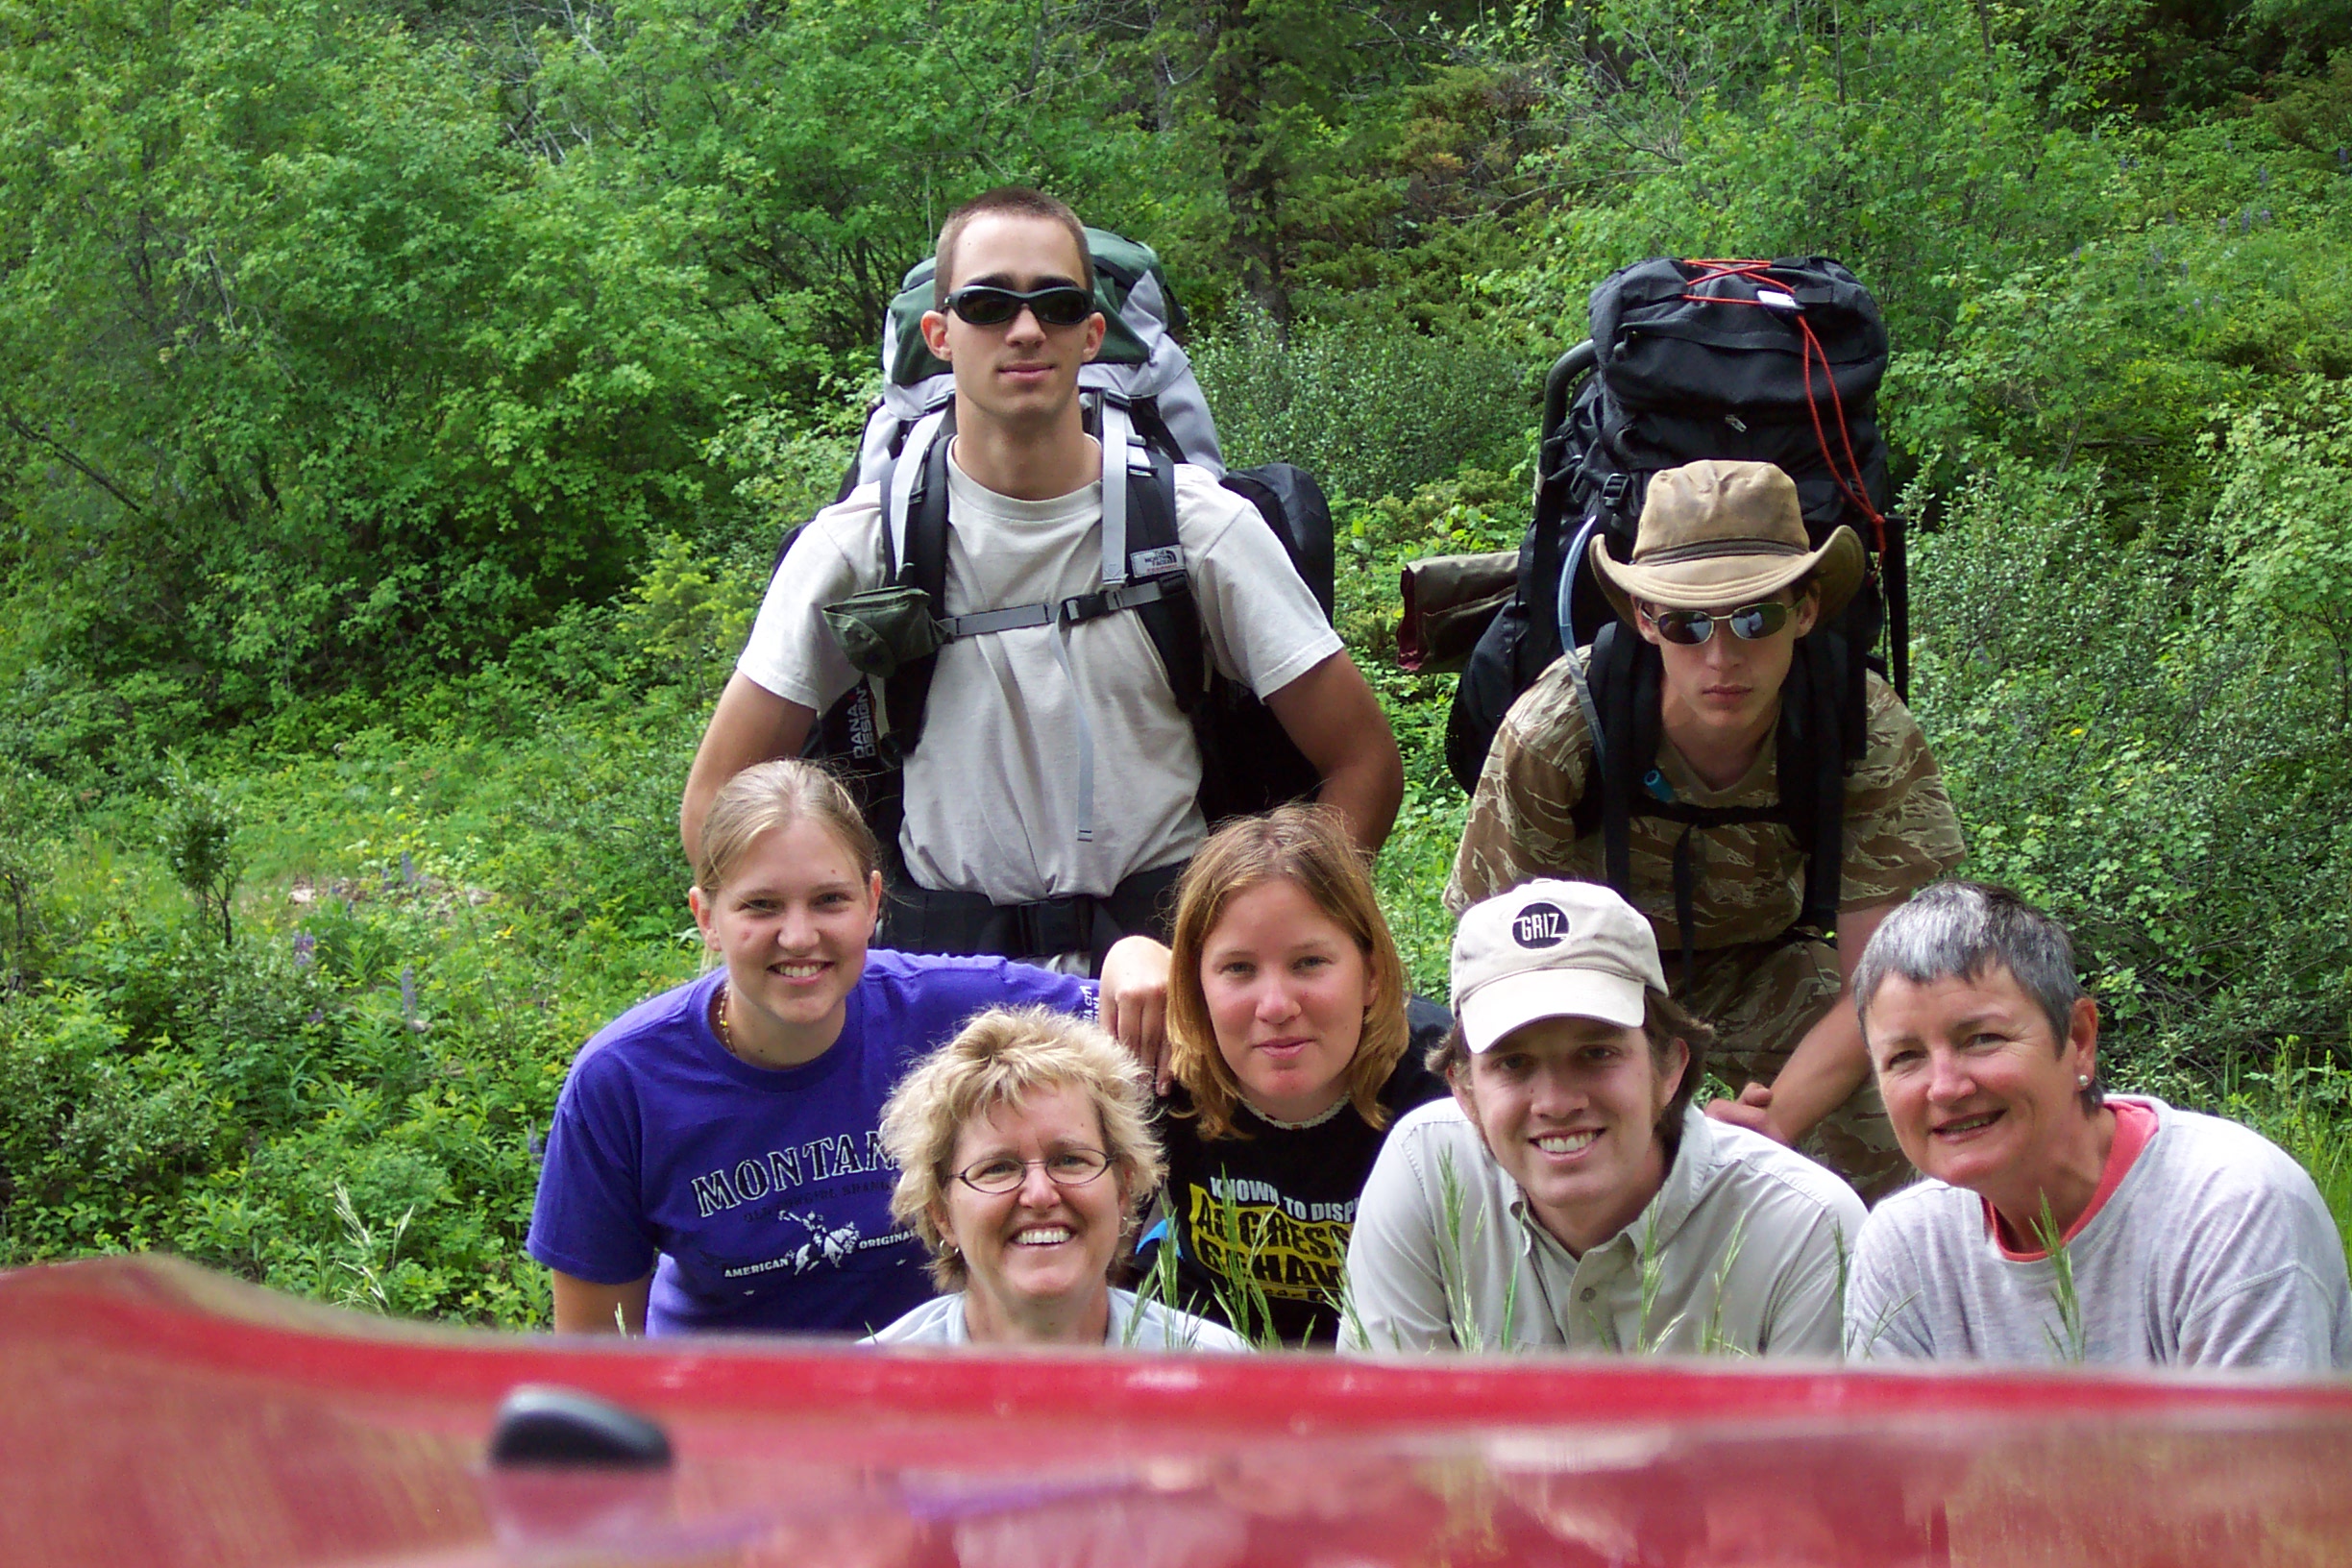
(7, 1255, 2352, 1566)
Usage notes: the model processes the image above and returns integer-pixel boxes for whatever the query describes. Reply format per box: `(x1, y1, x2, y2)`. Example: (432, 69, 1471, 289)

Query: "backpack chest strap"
(1629, 798, 1793, 828)
(933, 574, 1186, 640)
(921, 569, 1188, 846)
(1589, 795, 1814, 986)
(878, 399, 1188, 847)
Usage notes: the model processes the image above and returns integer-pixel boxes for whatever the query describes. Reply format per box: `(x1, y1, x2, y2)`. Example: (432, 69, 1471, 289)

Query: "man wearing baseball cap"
(1450, 459, 1966, 1199)
(1342, 880, 1866, 1355)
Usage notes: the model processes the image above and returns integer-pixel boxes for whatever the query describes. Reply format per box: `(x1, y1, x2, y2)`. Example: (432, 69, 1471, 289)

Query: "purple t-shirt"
(527, 950, 1094, 1335)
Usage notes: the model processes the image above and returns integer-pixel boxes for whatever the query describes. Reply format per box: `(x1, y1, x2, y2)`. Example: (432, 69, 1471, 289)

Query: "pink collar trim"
(1985, 1097, 2157, 1260)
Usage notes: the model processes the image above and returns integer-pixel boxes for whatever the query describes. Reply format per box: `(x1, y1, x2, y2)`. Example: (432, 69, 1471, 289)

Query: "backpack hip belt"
(880, 860, 1188, 968)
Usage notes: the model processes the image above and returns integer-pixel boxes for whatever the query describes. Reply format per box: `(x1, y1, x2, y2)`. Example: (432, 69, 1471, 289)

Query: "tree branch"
(1, 405, 149, 518)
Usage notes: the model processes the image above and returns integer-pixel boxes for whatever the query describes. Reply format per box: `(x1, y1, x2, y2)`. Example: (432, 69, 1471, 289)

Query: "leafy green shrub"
(0, 769, 66, 990)
(1190, 306, 1534, 503)
(2209, 375, 2352, 696)
(1909, 462, 2350, 1084)
(702, 399, 867, 552)
(159, 758, 243, 944)
(0, 680, 707, 1325)
(1495, 2, 2119, 359)
(615, 534, 764, 705)
(0, 988, 224, 1255)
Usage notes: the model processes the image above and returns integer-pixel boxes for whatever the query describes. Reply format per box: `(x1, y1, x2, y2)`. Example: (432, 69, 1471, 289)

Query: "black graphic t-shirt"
(1151, 1041, 1451, 1346)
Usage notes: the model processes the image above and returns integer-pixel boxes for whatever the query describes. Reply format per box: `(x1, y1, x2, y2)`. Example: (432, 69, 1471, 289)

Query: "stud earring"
(2076, 1074, 2090, 1088)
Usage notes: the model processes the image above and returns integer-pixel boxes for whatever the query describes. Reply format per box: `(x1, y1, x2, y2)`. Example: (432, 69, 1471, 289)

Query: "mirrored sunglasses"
(1648, 600, 1793, 646)
(941, 283, 1096, 329)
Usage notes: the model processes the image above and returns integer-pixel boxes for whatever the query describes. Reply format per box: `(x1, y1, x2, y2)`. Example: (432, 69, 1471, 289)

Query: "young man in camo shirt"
(1449, 460, 1965, 1198)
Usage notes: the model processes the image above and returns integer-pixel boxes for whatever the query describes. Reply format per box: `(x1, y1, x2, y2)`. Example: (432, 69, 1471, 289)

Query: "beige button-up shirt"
(1342, 1102, 1866, 1357)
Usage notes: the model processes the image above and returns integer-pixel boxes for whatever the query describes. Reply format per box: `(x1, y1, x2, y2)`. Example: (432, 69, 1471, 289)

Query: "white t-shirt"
(737, 452, 1340, 903)
(862, 1287, 1251, 1352)
(1342, 1101, 1866, 1358)
(1846, 1096, 2352, 1372)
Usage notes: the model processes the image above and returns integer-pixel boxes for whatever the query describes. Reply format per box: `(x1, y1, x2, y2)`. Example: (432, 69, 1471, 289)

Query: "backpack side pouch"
(821, 585, 943, 680)
(1398, 551, 1516, 674)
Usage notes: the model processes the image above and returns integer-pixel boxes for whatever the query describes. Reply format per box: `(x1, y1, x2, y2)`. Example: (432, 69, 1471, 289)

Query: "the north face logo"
(1513, 903, 1568, 948)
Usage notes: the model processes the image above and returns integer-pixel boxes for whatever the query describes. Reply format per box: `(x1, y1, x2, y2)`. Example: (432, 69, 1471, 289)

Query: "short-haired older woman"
(869, 1006, 1248, 1350)
(1846, 880, 2352, 1369)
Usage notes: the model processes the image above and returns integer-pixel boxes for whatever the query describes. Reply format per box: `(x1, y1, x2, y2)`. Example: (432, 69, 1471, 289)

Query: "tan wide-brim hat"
(1591, 459, 1864, 624)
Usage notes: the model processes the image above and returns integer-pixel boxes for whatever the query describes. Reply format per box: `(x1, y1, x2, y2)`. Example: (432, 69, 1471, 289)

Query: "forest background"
(2, 0, 2350, 1329)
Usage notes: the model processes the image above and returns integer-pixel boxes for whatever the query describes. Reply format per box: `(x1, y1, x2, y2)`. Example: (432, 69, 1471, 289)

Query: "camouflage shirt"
(1447, 652, 1966, 950)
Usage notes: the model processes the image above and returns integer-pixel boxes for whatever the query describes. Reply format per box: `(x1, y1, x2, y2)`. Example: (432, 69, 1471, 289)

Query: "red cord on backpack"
(1795, 314, 1888, 552)
(1672, 259, 1888, 553)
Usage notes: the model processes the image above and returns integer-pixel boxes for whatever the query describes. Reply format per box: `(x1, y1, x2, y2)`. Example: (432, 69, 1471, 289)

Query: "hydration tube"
(1557, 512, 1603, 654)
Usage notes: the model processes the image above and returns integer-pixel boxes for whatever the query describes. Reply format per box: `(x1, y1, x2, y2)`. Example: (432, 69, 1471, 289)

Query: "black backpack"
(778, 396, 1335, 961)
(1443, 257, 1908, 969)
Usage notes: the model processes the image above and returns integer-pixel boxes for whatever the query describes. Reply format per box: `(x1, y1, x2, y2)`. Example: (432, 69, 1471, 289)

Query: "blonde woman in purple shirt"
(528, 760, 1160, 1336)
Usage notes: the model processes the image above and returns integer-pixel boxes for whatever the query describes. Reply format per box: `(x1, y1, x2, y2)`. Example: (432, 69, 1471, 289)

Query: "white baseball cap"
(1451, 880, 1669, 1052)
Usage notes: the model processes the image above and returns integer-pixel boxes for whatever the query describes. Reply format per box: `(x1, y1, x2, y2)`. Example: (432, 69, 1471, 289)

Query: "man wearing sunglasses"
(684, 186, 1400, 980)
(1448, 459, 1964, 1198)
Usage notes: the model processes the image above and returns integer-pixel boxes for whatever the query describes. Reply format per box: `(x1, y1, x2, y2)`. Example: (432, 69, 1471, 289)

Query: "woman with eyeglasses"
(867, 1005, 1248, 1349)
(526, 760, 1166, 1337)
(1450, 459, 1966, 1201)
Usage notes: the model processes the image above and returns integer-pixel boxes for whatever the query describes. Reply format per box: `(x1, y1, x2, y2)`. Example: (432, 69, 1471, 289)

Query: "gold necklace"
(714, 981, 738, 1058)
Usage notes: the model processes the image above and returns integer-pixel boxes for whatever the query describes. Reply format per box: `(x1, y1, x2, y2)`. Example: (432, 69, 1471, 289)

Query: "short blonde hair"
(880, 1006, 1164, 1289)
(694, 759, 881, 897)
(1164, 805, 1410, 1140)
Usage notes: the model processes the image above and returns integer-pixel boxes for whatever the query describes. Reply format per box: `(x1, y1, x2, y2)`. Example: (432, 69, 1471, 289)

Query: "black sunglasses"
(941, 283, 1097, 329)
(1646, 600, 1794, 646)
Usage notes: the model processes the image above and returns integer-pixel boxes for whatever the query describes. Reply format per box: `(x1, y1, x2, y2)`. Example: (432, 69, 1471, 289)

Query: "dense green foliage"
(3, 0, 2349, 1317)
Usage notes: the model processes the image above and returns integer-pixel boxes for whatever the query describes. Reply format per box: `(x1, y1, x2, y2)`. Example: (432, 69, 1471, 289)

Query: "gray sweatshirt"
(1846, 1096, 2352, 1371)
(1342, 1101, 1866, 1357)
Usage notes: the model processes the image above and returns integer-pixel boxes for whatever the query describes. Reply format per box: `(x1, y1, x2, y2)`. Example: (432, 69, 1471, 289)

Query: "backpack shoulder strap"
(1566, 624, 1852, 978)
(1781, 632, 1848, 938)
(1127, 446, 1204, 714)
(1562, 648, 1608, 842)
(880, 403, 1194, 842)
(1578, 622, 1841, 982)
(1580, 622, 1657, 895)
(895, 404, 1193, 655)
(877, 406, 954, 757)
